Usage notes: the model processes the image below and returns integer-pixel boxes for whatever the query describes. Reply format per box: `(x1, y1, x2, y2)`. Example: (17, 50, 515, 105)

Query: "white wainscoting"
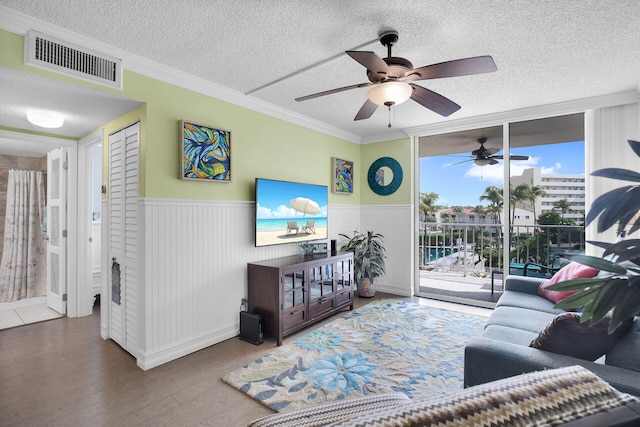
(360, 205, 414, 297)
(136, 199, 367, 369)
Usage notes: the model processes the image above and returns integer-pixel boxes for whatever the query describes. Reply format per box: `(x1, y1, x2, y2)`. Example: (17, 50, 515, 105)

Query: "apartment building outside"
(511, 168, 585, 222)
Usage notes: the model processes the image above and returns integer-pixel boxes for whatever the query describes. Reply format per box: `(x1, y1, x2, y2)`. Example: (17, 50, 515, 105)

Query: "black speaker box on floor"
(239, 311, 263, 345)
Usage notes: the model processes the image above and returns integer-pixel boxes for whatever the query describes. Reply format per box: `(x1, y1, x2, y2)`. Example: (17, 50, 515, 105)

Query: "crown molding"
(405, 90, 640, 138)
(0, 129, 75, 145)
(360, 129, 411, 144)
(0, 6, 362, 144)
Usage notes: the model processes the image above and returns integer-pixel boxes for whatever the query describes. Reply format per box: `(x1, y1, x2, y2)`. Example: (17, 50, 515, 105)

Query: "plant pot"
(357, 277, 376, 297)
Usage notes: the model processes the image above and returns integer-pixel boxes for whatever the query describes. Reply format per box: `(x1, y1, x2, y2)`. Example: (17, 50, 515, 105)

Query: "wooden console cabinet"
(247, 252, 354, 345)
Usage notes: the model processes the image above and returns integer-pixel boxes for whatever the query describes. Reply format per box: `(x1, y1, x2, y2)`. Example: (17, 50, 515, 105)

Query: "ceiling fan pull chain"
(388, 105, 392, 128)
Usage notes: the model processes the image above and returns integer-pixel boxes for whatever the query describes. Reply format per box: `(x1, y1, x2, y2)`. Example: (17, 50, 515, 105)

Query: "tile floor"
(0, 298, 63, 330)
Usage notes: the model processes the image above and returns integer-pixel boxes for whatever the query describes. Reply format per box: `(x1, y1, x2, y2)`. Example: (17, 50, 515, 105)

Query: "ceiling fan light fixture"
(367, 82, 412, 107)
(474, 158, 491, 166)
(27, 109, 64, 128)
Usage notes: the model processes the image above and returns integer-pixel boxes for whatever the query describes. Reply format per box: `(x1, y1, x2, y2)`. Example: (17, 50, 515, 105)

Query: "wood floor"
(0, 294, 402, 426)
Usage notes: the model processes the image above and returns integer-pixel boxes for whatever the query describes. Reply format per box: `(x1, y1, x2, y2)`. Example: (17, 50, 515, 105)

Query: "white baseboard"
(136, 321, 239, 371)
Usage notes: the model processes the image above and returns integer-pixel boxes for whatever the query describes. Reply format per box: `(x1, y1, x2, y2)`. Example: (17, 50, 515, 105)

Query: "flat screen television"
(255, 178, 328, 247)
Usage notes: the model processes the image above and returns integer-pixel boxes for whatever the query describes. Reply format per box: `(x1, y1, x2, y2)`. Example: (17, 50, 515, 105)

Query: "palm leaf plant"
(549, 139, 640, 332)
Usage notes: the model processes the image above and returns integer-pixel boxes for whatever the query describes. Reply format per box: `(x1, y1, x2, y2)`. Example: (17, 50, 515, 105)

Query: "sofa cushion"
(606, 318, 640, 372)
(537, 262, 599, 304)
(482, 324, 539, 346)
(530, 312, 634, 361)
(486, 306, 557, 334)
(496, 290, 565, 314)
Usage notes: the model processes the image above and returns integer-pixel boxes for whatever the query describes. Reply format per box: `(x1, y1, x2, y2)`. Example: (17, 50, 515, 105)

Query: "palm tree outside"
(452, 205, 464, 222)
(553, 198, 574, 223)
(510, 184, 530, 223)
(473, 205, 486, 222)
(419, 192, 439, 220)
(526, 185, 546, 224)
(479, 185, 503, 224)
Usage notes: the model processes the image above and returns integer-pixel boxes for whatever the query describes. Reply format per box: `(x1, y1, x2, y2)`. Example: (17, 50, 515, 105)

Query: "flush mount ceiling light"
(27, 109, 64, 128)
(367, 81, 412, 107)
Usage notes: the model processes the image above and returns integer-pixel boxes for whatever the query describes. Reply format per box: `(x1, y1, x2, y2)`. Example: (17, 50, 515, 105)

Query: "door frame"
(76, 129, 103, 317)
(0, 130, 81, 316)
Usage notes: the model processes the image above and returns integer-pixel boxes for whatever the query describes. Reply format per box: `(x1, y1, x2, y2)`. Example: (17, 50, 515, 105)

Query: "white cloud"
(273, 205, 298, 218)
(541, 162, 562, 174)
(256, 203, 272, 218)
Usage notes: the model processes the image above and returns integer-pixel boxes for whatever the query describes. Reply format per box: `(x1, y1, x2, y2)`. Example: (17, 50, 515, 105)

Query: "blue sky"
(419, 141, 585, 207)
(256, 179, 328, 219)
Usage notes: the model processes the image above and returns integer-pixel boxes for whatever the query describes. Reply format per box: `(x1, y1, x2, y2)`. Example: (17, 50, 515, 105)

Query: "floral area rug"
(223, 299, 487, 412)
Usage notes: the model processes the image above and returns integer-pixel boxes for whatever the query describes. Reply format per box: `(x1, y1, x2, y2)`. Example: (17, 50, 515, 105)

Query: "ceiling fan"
(449, 137, 530, 166)
(295, 31, 497, 123)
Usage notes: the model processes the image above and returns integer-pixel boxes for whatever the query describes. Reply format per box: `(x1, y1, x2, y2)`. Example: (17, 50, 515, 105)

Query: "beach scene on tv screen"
(256, 179, 328, 247)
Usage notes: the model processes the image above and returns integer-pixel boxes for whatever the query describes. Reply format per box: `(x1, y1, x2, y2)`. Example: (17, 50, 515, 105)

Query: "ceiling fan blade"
(354, 99, 378, 121)
(489, 158, 499, 165)
(346, 51, 391, 80)
(491, 155, 530, 161)
(484, 148, 499, 156)
(405, 56, 497, 81)
(295, 82, 372, 102)
(409, 84, 461, 117)
(447, 158, 474, 166)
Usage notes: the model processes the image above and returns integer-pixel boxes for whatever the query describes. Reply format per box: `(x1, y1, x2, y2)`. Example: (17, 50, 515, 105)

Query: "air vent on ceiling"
(24, 30, 122, 89)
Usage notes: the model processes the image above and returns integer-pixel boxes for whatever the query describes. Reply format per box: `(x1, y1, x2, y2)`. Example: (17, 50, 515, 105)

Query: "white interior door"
(47, 147, 67, 314)
(108, 123, 140, 354)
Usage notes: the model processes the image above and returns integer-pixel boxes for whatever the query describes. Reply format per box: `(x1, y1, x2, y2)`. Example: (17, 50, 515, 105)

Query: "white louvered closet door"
(108, 123, 140, 356)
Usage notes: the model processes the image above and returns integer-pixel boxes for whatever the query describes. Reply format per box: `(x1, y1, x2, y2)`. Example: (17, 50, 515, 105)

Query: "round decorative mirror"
(367, 157, 403, 195)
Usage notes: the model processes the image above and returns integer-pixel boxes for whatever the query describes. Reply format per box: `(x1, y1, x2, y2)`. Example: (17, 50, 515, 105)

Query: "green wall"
(360, 137, 413, 205)
(121, 71, 361, 202)
(1, 29, 412, 206)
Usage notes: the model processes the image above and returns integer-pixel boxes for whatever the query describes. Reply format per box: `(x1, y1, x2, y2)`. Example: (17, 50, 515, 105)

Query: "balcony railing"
(419, 222, 585, 276)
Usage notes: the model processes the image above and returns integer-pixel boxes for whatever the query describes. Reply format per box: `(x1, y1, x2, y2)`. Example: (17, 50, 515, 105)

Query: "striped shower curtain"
(0, 170, 46, 302)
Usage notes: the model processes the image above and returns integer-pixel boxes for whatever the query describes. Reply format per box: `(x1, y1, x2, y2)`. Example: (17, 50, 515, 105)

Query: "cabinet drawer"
(283, 307, 306, 331)
(309, 297, 335, 318)
(335, 289, 353, 306)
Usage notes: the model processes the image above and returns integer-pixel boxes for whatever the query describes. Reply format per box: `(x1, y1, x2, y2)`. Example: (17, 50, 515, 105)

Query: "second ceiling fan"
(449, 137, 530, 166)
(296, 31, 497, 122)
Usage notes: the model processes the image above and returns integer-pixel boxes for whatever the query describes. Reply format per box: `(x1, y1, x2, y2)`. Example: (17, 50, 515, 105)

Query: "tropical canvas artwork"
(333, 158, 353, 194)
(181, 120, 231, 181)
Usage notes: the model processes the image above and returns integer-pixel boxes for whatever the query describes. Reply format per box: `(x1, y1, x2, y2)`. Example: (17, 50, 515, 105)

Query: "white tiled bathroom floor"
(0, 297, 62, 330)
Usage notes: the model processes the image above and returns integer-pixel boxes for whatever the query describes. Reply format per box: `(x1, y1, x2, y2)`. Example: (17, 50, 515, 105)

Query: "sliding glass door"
(416, 113, 585, 306)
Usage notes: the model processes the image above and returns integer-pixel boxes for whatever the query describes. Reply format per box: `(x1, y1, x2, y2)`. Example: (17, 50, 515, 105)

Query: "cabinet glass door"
(283, 269, 305, 309)
(335, 258, 353, 290)
(309, 263, 334, 299)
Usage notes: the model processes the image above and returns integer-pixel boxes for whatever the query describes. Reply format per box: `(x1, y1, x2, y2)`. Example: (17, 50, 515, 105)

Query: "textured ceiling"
(0, 66, 143, 137)
(1, 0, 639, 150)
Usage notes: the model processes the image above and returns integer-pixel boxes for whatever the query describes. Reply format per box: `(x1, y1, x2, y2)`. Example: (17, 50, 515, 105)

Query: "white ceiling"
(0, 66, 142, 138)
(0, 1, 639, 154)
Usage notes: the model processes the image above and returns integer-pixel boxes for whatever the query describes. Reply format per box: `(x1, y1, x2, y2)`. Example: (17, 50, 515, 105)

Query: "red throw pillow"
(538, 262, 599, 304)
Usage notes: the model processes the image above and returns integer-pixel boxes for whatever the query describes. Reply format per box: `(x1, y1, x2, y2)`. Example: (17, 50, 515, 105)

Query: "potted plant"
(339, 230, 386, 297)
(549, 139, 640, 332)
